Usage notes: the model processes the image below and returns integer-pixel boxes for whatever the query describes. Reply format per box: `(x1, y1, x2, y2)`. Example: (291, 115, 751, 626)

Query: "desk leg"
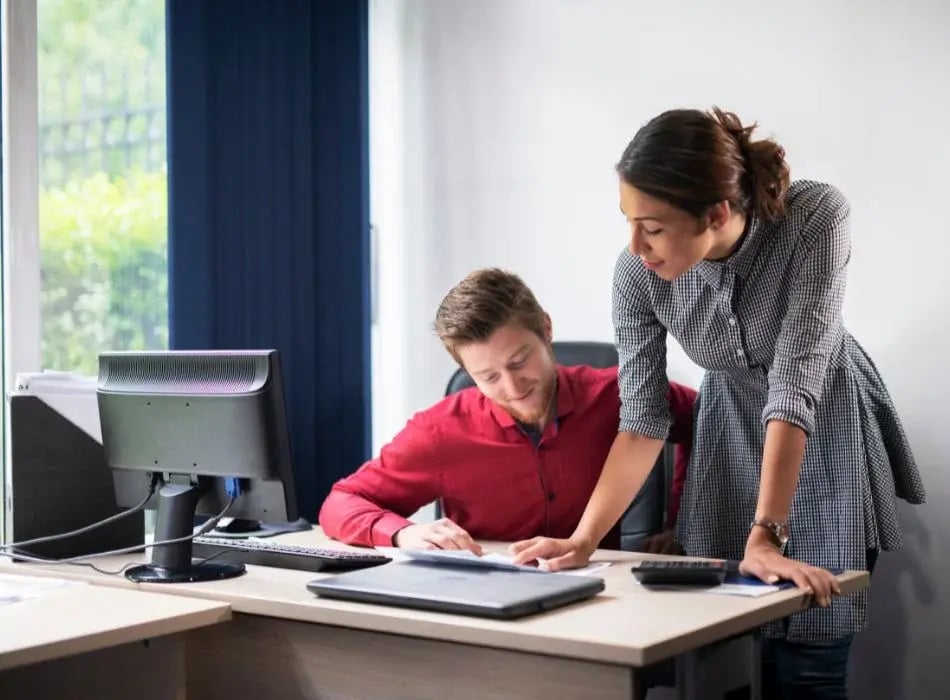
(675, 631, 761, 700)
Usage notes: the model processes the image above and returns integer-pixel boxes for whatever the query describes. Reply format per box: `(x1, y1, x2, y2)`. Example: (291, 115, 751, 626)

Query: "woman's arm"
(742, 186, 855, 604)
(511, 251, 671, 569)
(741, 419, 841, 604)
(510, 432, 663, 569)
(755, 419, 806, 524)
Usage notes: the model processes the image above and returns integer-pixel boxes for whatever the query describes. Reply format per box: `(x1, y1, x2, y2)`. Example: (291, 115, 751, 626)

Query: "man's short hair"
(434, 268, 548, 364)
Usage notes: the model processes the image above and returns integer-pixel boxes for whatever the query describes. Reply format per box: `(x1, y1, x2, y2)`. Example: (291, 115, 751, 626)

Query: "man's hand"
(641, 529, 683, 555)
(508, 534, 596, 571)
(393, 518, 483, 555)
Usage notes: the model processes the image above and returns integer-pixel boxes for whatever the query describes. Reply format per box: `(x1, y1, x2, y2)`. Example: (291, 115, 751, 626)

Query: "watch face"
(753, 520, 790, 546)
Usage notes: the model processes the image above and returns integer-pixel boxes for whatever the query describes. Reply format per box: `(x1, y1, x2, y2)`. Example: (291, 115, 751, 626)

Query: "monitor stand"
(124, 482, 246, 583)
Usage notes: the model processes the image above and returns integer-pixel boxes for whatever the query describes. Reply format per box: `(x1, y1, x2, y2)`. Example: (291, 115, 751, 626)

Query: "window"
(1, 0, 167, 536)
(38, 0, 167, 376)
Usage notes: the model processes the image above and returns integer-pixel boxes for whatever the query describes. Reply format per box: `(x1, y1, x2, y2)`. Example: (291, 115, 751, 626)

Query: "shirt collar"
(692, 212, 763, 290)
(488, 364, 576, 429)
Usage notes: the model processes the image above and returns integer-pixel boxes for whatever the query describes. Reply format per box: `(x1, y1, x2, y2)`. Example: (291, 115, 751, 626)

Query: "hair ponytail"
(711, 108, 790, 221)
(617, 107, 791, 222)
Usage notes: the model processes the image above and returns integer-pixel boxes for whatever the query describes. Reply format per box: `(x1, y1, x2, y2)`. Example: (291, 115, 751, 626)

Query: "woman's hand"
(508, 534, 596, 571)
(740, 529, 841, 607)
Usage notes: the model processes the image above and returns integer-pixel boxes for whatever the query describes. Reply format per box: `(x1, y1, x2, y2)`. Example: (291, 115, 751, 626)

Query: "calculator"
(631, 559, 728, 586)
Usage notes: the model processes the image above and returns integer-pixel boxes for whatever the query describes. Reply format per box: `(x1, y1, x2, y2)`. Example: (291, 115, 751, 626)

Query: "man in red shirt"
(319, 268, 695, 552)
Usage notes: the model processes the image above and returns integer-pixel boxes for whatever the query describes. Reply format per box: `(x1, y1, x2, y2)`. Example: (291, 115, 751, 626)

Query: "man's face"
(456, 320, 558, 427)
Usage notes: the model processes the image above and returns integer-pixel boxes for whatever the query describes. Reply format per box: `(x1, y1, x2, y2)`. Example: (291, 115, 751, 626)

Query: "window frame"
(1, 0, 40, 540)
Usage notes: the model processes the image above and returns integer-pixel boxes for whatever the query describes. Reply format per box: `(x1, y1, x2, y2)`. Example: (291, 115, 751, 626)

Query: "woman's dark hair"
(616, 107, 791, 222)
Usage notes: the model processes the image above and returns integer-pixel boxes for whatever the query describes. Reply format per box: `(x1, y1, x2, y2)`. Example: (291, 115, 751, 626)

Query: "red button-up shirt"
(319, 365, 696, 548)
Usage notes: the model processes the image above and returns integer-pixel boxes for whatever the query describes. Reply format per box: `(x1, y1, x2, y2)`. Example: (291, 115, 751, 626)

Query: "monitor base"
(124, 561, 246, 583)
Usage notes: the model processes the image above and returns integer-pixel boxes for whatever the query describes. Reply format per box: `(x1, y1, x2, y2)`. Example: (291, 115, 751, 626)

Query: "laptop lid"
(307, 561, 605, 619)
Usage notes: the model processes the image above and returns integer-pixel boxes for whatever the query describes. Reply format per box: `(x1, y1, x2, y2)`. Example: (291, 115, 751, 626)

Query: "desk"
(0, 577, 230, 698)
(0, 530, 869, 700)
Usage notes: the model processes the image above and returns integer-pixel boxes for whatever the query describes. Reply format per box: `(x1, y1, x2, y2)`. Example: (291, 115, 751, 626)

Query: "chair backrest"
(444, 341, 618, 395)
(440, 339, 669, 550)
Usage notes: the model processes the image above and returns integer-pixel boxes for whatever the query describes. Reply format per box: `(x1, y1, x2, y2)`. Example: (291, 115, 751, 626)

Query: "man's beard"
(504, 374, 557, 429)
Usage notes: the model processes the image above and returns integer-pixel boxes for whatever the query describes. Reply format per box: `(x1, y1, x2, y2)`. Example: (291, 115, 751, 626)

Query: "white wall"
(370, 1, 950, 696)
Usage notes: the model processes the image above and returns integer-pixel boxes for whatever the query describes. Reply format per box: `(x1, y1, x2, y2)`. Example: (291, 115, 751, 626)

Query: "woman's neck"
(705, 212, 749, 261)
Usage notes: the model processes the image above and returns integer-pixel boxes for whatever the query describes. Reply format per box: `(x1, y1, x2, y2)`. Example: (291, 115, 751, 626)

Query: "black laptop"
(307, 560, 605, 619)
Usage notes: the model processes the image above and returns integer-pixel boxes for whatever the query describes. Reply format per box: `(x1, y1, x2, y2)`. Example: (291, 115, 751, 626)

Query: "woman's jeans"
(755, 548, 879, 700)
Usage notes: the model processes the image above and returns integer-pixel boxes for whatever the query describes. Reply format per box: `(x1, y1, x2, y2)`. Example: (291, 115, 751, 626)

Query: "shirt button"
(728, 317, 737, 326)
(548, 493, 556, 502)
(737, 349, 744, 357)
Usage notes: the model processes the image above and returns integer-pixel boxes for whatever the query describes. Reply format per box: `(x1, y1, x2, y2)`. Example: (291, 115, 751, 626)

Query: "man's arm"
(666, 381, 697, 527)
(318, 414, 442, 547)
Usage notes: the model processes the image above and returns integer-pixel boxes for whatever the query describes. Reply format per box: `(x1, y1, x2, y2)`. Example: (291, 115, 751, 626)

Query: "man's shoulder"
(668, 379, 697, 401)
(415, 386, 488, 427)
(560, 363, 618, 387)
(559, 364, 620, 408)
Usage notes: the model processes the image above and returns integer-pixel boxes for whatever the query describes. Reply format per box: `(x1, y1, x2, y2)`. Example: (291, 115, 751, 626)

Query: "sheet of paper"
(0, 573, 84, 606)
(481, 552, 612, 577)
(376, 547, 611, 577)
(709, 570, 794, 596)
(377, 548, 535, 572)
(556, 561, 613, 577)
(702, 582, 784, 597)
(632, 574, 788, 597)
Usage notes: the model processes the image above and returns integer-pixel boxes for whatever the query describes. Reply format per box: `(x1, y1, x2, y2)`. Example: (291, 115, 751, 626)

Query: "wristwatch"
(751, 518, 790, 552)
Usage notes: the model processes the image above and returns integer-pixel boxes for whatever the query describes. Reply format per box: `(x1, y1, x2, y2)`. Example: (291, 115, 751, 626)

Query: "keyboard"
(191, 536, 392, 573)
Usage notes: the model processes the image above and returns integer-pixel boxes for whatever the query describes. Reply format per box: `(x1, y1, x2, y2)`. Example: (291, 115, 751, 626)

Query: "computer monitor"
(97, 349, 299, 583)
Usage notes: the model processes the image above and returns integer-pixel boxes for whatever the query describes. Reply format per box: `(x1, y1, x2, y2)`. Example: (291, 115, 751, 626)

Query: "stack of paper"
(377, 547, 612, 577)
(0, 573, 84, 607)
(11, 370, 101, 443)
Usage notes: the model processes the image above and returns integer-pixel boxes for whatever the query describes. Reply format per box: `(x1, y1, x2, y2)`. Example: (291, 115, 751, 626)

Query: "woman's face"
(618, 180, 715, 282)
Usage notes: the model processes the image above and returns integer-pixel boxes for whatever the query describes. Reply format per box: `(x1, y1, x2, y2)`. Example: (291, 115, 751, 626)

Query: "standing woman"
(512, 107, 925, 698)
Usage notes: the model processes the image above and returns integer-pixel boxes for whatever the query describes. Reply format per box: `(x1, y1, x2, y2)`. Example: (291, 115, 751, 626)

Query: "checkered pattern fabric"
(612, 180, 925, 642)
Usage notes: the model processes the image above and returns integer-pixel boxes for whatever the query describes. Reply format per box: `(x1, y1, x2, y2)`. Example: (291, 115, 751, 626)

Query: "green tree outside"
(40, 172, 167, 375)
(37, 0, 168, 376)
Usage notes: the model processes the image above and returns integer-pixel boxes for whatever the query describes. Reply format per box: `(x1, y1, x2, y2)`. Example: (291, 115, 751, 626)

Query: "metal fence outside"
(38, 62, 166, 188)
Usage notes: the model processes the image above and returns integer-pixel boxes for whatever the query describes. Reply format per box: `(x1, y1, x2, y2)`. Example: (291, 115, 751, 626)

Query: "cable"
(192, 548, 236, 568)
(0, 496, 236, 566)
(0, 473, 159, 550)
(1, 545, 142, 576)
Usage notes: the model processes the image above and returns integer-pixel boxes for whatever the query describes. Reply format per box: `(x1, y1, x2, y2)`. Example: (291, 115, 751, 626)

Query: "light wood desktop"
(0, 529, 869, 700)
(0, 577, 230, 699)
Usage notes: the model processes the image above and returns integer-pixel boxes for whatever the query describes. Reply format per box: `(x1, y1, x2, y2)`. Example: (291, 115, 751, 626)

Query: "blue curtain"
(166, 0, 371, 520)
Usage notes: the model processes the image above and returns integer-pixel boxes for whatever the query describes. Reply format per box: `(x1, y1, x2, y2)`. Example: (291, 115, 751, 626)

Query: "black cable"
(0, 473, 159, 550)
(0, 546, 140, 576)
(0, 496, 236, 567)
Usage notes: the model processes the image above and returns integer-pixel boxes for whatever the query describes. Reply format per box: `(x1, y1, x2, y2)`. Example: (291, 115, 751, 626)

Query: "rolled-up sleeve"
(318, 412, 442, 546)
(613, 250, 670, 439)
(764, 188, 850, 433)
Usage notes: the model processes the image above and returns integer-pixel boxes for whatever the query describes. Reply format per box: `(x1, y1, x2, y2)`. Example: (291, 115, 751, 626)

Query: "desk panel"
(0, 581, 230, 670)
(0, 579, 230, 699)
(187, 613, 639, 700)
(0, 634, 185, 700)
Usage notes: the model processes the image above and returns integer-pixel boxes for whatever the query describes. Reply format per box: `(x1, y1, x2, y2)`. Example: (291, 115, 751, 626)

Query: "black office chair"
(440, 340, 671, 550)
(444, 341, 620, 395)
